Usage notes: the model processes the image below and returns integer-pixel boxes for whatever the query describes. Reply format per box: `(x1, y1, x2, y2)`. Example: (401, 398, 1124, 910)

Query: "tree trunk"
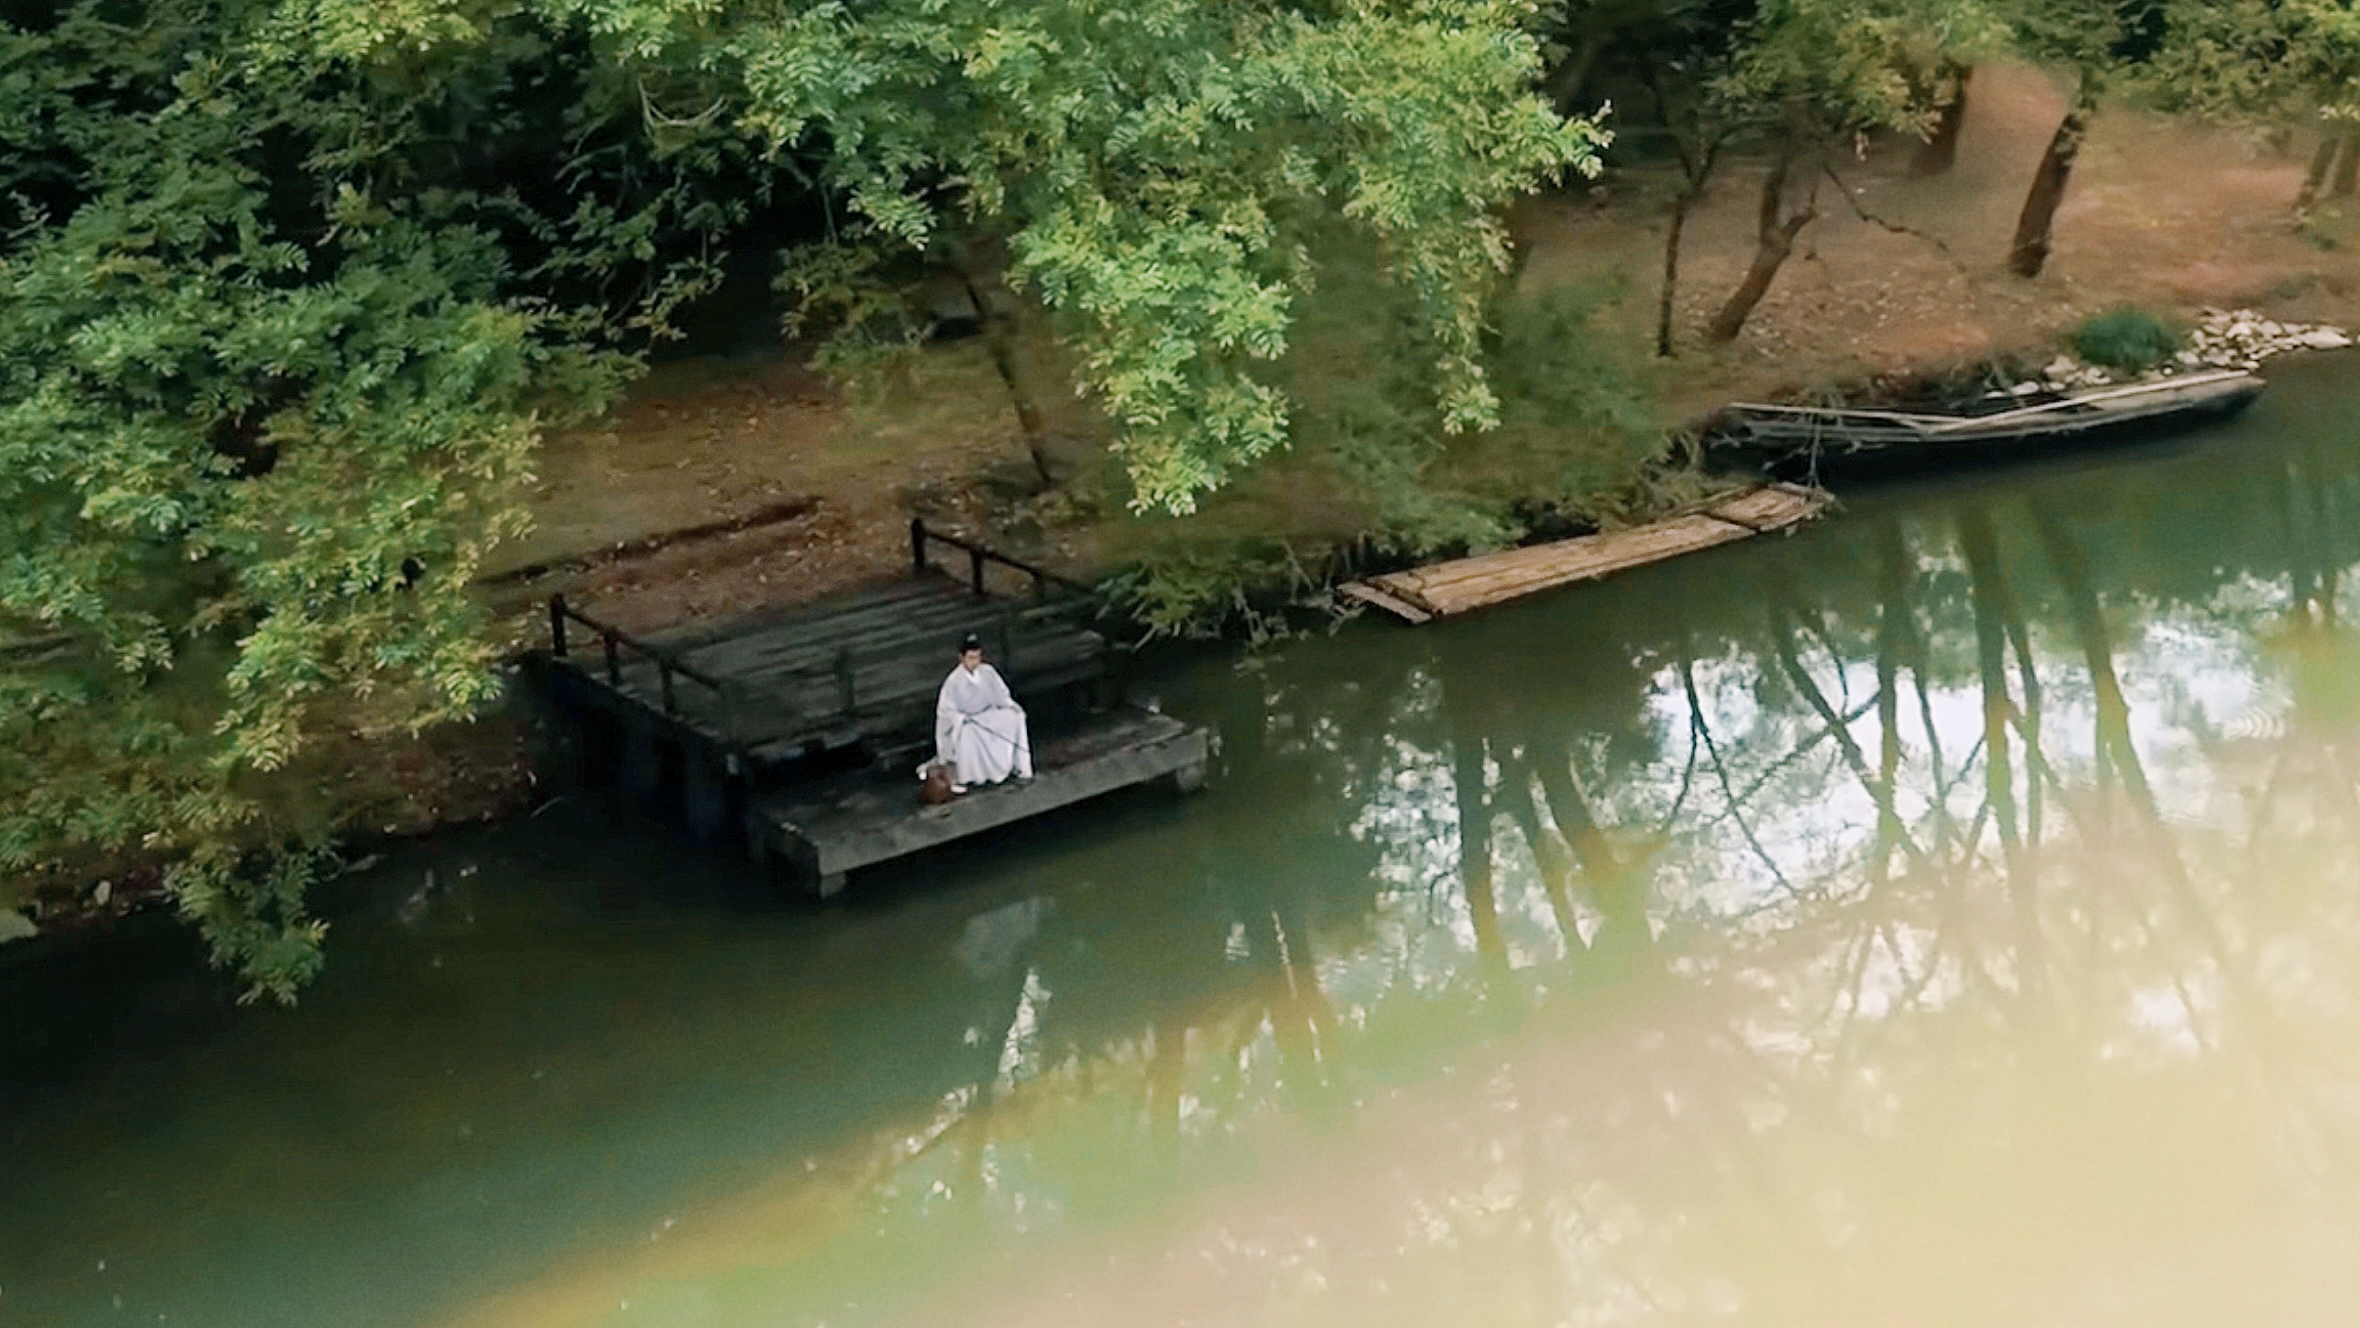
(953, 256, 1056, 488)
(1656, 192, 1693, 358)
(2333, 130, 2360, 197)
(1494, 751, 1587, 957)
(1545, 34, 1605, 117)
(1705, 143, 1818, 345)
(2007, 80, 2094, 279)
(1644, 69, 1717, 358)
(1869, 521, 1910, 889)
(1527, 735, 1658, 979)
(1447, 704, 1508, 978)
(2297, 132, 2342, 209)
(1910, 63, 1973, 177)
(1959, 508, 2042, 1005)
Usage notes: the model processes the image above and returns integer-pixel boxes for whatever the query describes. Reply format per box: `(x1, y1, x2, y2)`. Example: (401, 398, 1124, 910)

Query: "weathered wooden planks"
(753, 708, 1210, 895)
(537, 532, 1214, 888)
(1337, 580, 1434, 624)
(1345, 483, 1831, 622)
(547, 570, 1106, 763)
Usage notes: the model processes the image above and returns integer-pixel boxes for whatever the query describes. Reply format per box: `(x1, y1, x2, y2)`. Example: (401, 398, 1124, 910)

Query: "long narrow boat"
(1712, 369, 2265, 479)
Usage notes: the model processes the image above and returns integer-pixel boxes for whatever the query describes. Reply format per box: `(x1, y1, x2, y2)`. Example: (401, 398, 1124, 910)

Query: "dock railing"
(911, 518, 1094, 601)
(548, 594, 744, 753)
(550, 530, 1112, 762)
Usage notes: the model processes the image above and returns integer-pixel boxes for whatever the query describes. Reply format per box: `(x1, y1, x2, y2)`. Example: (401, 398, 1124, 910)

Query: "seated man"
(928, 633, 1033, 792)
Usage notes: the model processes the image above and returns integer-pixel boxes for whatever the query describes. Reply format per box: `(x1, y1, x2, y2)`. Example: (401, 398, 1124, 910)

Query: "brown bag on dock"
(920, 761, 957, 806)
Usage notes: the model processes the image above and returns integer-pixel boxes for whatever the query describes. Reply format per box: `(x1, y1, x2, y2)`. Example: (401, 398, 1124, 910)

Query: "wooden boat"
(1712, 369, 2265, 478)
(1342, 483, 1831, 623)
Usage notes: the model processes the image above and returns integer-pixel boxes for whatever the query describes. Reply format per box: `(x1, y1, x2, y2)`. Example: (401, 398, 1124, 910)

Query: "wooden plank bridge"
(533, 521, 1209, 893)
(1341, 483, 1830, 623)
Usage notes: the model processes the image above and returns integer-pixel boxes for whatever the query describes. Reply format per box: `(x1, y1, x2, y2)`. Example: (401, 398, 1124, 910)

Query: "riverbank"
(501, 66, 2359, 637)
(11, 63, 2358, 943)
(14, 353, 2360, 1325)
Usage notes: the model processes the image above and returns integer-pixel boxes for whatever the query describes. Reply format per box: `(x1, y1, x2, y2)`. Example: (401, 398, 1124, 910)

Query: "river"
(6, 353, 2359, 1328)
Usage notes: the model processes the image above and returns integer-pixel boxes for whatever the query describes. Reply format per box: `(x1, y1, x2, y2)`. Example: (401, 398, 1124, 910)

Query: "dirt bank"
(314, 66, 2324, 847)
(498, 63, 2355, 649)
(1526, 62, 2358, 423)
(65, 62, 2347, 932)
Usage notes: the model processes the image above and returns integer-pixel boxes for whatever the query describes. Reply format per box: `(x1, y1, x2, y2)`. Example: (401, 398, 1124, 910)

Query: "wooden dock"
(542, 530, 1111, 769)
(1341, 483, 1830, 623)
(753, 708, 1209, 897)
(532, 521, 1211, 891)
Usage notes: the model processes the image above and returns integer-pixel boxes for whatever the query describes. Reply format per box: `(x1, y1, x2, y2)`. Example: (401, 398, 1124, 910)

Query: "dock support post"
(682, 754, 732, 843)
(621, 723, 666, 812)
(911, 517, 928, 574)
(549, 595, 568, 655)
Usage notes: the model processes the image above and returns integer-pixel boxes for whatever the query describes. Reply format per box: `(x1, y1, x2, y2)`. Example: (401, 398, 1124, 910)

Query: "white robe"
(932, 662, 1033, 787)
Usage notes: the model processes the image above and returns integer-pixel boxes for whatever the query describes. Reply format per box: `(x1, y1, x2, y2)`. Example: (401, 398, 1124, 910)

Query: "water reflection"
(760, 360, 2360, 1328)
(5, 360, 2359, 1327)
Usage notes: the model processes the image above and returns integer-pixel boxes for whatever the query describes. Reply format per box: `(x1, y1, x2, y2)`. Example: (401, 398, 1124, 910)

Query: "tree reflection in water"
(27, 373, 2346, 1328)
(793, 421, 2360, 1328)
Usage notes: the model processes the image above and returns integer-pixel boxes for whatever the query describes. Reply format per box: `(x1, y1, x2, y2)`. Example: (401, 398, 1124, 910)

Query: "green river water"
(6, 353, 2360, 1328)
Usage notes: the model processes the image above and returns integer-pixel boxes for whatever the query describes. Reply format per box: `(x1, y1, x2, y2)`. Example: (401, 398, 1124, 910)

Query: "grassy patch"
(1089, 267, 1666, 636)
(2070, 306, 2182, 371)
(2299, 199, 2353, 253)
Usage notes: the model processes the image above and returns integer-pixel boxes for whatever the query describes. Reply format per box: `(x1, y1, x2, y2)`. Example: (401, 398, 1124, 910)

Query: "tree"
(0, 0, 739, 998)
(566, 0, 1612, 514)
(2002, 0, 2151, 276)
(2142, 0, 2360, 211)
(1560, 0, 2003, 352)
(1909, 60, 1974, 175)
(5, 0, 1608, 995)
(1699, 0, 1991, 349)
(1613, 0, 1751, 356)
(1703, 99, 1826, 346)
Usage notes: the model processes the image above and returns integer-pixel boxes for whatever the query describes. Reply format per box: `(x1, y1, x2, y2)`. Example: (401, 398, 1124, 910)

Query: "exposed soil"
(326, 62, 2360, 855)
(1524, 62, 2358, 427)
(481, 341, 1077, 645)
(497, 64, 2355, 652)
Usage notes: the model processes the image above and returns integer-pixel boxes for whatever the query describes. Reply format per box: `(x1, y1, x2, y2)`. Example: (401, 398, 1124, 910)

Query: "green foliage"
(2071, 307, 2183, 371)
(1107, 248, 1659, 637)
(1482, 283, 1663, 500)
(1294, 239, 1656, 540)
(2140, 0, 2360, 127)
(0, 0, 729, 997)
(643, 0, 1613, 514)
(1553, 0, 2004, 168)
(167, 843, 334, 1005)
(2003, 0, 2130, 80)
(1729, 0, 2008, 138)
(4, 0, 1619, 990)
(1101, 543, 1323, 642)
(1282, 245, 1521, 558)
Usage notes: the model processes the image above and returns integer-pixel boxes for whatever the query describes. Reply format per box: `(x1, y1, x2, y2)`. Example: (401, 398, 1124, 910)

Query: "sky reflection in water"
(5, 357, 2359, 1328)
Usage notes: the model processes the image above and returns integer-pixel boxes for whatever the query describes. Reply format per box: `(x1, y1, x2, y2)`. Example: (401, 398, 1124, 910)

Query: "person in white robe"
(928, 635, 1033, 791)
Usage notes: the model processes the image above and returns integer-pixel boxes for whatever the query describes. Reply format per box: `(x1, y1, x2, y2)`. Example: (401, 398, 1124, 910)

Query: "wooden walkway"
(532, 521, 1213, 892)
(542, 527, 1108, 771)
(1341, 483, 1830, 623)
(753, 708, 1209, 896)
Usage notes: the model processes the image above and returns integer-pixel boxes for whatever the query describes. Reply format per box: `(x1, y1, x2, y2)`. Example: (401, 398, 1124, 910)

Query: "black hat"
(959, 633, 983, 654)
